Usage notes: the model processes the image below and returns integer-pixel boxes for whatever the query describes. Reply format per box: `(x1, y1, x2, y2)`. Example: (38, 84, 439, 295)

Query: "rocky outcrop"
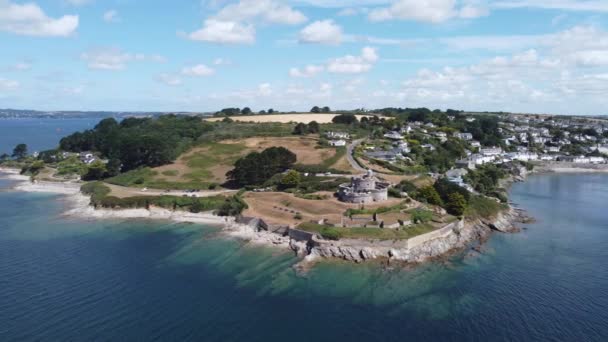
(290, 209, 524, 264)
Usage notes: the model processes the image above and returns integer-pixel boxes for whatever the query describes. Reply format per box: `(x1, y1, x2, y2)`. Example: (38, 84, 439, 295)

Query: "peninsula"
(2, 108, 608, 264)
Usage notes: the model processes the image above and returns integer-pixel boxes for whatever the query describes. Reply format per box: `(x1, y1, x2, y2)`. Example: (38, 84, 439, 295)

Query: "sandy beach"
(0, 168, 289, 248)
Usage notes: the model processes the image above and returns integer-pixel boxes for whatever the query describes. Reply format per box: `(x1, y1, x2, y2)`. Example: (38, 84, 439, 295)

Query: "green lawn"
(297, 222, 438, 241)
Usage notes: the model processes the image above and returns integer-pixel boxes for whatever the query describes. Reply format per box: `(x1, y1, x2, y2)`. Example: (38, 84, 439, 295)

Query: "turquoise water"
(1, 119, 607, 340)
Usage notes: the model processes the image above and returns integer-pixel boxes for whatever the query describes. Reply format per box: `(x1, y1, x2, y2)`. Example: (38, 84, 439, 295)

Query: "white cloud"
(0, 0, 78, 37)
(368, 0, 488, 23)
(188, 0, 306, 44)
(289, 64, 324, 77)
(257, 83, 273, 96)
(181, 64, 215, 76)
(81, 48, 163, 70)
(299, 20, 343, 45)
(327, 46, 379, 73)
(216, 0, 307, 25)
(0, 77, 19, 90)
(188, 19, 255, 44)
(157, 73, 182, 86)
(492, 0, 608, 12)
(103, 10, 119, 23)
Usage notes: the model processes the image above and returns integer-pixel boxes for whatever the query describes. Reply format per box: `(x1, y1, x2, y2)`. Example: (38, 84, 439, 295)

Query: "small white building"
(328, 140, 346, 147)
(455, 132, 473, 141)
(384, 131, 404, 140)
(480, 147, 503, 156)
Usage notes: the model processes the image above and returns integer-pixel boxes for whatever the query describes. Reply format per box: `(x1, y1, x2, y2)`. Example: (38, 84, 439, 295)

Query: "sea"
(1, 118, 607, 341)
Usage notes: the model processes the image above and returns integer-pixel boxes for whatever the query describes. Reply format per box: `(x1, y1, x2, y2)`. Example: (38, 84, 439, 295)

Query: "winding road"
(347, 138, 367, 174)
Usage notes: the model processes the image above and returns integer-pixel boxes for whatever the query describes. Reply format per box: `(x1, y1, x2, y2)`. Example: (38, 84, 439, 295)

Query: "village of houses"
(324, 114, 608, 182)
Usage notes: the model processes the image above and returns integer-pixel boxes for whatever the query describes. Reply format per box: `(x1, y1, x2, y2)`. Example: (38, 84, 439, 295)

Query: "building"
(338, 170, 390, 204)
(455, 132, 473, 140)
(326, 131, 350, 139)
(480, 147, 503, 156)
(383, 131, 403, 140)
(328, 139, 346, 147)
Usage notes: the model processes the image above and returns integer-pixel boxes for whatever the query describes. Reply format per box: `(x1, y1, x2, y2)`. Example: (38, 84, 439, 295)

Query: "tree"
(310, 106, 321, 113)
(12, 144, 27, 159)
(280, 170, 301, 189)
(321, 106, 330, 113)
(332, 114, 358, 125)
(82, 160, 108, 181)
(308, 121, 320, 133)
(293, 123, 308, 135)
(0, 153, 9, 161)
(446, 192, 467, 216)
(241, 107, 252, 115)
(227, 147, 297, 186)
(268, 108, 275, 114)
(416, 186, 443, 206)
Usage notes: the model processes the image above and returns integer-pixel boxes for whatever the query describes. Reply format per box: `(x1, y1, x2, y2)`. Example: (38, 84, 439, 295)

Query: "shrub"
(411, 209, 434, 224)
(320, 227, 343, 240)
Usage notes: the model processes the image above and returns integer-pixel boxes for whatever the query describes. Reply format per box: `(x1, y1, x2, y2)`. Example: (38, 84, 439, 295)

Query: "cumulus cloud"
(188, 19, 255, 44)
(289, 65, 324, 77)
(181, 64, 215, 76)
(188, 0, 306, 44)
(0, 0, 78, 37)
(214, 0, 307, 25)
(299, 20, 343, 45)
(368, 0, 488, 23)
(80, 48, 163, 70)
(327, 46, 379, 73)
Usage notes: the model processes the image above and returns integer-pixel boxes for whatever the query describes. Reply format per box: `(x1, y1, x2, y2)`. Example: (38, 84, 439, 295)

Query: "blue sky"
(1, 0, 608, 115)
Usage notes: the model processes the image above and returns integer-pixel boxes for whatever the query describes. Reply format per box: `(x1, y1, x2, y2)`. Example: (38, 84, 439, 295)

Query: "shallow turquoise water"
(1, 174, 607, 341)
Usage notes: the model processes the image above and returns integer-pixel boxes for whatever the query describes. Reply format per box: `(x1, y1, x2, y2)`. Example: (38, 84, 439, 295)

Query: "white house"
(480, 147, 503, 156)
(455, 132, 473, 140)
(328, 140, 346, 147)
(326, 131, 349, 139)
(384, 131, 404, 140)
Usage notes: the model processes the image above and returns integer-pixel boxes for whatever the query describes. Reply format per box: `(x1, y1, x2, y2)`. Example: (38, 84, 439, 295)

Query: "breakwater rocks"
(289, 209, 525, 264)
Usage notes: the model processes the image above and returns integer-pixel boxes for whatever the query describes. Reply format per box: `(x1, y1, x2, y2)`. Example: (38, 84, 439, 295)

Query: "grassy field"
(108, 136, 351, 190)
(297, 222, 437, 241)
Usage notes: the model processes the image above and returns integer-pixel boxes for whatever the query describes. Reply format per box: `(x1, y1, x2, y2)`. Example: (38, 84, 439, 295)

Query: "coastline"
(0, 167, 290, 249)
(2, 164, 606, 265)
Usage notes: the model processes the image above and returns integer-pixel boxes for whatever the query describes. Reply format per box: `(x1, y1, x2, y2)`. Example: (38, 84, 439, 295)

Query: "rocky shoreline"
(0, 165, 582, 266)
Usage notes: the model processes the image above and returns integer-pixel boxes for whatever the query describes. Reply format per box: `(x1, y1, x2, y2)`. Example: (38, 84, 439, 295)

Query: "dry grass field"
(243, 191, 404, 226)
(205, 113, 371, 124)
(151, 136, 350, 186)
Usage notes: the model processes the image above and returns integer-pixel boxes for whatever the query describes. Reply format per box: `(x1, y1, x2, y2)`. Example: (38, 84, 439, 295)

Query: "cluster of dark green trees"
(215, 107, 275, 116)
(293, 121, 320, 135)
(413, 178, 470, 216)
(464, 164, 507, 199)
(59, 115, 211, 173)
(0, 143, 28, 161)
(226, 147, 297, 186)
(310, 106, 330, 113)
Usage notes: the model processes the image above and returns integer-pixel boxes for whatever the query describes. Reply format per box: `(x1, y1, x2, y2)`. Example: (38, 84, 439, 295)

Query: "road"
(104, 183, 237, 198)
(346, 138, 367, 173)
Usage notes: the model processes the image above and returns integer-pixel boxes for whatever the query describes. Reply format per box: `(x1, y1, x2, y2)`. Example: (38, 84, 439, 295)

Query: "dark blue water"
(0, 118, 98, 154)
(1, 120, 607, 341)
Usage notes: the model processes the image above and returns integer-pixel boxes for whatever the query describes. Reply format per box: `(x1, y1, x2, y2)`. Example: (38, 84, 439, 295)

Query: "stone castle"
(337, 170, 389, 204)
